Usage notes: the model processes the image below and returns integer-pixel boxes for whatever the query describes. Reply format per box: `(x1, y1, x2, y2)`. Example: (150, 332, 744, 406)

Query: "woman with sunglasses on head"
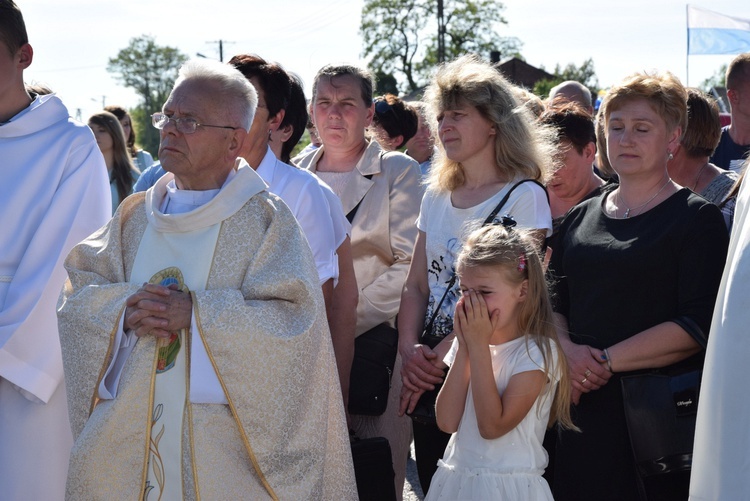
(88, 110, 140, 214)
(397, 54, 555, 493)
(370, 93, 418, 152)
(548, 72, 729, 500)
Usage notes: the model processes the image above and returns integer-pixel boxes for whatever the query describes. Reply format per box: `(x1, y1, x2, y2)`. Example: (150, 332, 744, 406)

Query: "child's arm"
(435, 296, 471, 433)
(435, 346, 470, 433)
(435, 352, 470, 433)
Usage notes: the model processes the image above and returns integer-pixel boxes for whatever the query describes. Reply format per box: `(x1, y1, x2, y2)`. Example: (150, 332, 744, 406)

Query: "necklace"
(618, 177, 672, 218)
(692, 162, 708, 191)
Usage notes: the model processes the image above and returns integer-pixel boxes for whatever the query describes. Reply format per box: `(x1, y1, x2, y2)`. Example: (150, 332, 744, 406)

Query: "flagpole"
(686, 4, 690, 86)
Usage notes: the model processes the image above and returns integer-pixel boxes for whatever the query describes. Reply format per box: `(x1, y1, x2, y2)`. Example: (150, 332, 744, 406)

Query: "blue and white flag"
(688, 5, 750, 55)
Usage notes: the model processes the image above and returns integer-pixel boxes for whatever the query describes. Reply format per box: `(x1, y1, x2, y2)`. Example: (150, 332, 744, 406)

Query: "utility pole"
(437, 0, 446, 63)
(206, 40, 235, 62)
(91, 96, 106, 109)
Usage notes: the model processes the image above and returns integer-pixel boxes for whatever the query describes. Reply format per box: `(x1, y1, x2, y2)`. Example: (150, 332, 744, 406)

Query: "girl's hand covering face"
(453, 296, 466, 345)
(456, 289, 499, 347)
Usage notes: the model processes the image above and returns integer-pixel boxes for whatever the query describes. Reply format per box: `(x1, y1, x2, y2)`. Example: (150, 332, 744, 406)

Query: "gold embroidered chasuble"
(132, 220, 221, 500)
(58, 165, 357, 500)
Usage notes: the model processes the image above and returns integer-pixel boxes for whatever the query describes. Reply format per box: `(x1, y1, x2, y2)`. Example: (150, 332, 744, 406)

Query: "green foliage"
(291, 129, 311, 160)
(419, 0, 521, 80)
(700, 64, 727, 92)
(129, 105, 159, 160)
(360, 0, 429, 93)
(532, 58, 600, 100)
(557, 58, 599, 91)
(360, 0, 520, 93)
(107, 35, 187, 161)
(107, 35, 187, 111)
(375, 71, 400, 95)
(532, 78, 558, 99)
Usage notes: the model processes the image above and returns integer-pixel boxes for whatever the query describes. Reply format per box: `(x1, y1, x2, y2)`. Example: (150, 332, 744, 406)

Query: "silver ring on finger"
(584, 369, 592, 377)
(581, 377, 588, 385)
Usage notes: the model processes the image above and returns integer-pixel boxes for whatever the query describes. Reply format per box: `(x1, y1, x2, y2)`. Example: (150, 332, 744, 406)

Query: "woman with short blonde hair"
(549, 71, 729, 500)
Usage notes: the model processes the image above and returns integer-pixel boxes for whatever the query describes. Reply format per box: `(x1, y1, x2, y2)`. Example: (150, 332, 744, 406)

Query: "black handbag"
(348, 323, 399, 416)
(407, 179, 548, 426)
(345, 166, 399, 417)
(620, 368, 702, 478)
(350, 434, 397, 501)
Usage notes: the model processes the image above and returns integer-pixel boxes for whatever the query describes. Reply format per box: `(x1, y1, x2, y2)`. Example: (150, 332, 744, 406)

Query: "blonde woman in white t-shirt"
(397, 54, 556, 493)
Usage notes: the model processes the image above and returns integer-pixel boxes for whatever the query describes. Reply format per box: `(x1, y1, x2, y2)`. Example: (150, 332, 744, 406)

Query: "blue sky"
(18, 0, 750, 121)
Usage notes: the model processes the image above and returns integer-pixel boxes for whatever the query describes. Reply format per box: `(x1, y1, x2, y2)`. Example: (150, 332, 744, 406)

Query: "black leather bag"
(621, 368, 702, 478)
(350, 435, 397, 501)
(348, 323, 399, 416)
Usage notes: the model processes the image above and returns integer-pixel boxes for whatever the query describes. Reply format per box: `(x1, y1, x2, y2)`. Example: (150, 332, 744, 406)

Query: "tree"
(127, 105, 160, 159)
(533, 58, 600, 101)
(360, 0, 429, 93)
(700, 64, 727, 93)
(419, 0, 521, 80)
(374, 71, 400, 95)
(107, 35, 188, 158)
(360, 0, 521, 93)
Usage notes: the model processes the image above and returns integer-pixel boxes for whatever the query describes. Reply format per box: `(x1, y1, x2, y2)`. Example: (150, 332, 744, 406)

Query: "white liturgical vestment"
(0, 93, 110, 501)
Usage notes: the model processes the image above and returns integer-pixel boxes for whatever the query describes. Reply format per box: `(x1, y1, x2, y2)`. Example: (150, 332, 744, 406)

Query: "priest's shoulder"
(118, 190, 147, 217)
(104, 191, 147, 234)
(240, 188, 300, 228)
(66, 192, 146, 263)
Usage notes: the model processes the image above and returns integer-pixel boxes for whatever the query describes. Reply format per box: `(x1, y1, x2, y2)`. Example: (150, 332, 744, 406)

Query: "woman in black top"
(549, 72, 729, 500)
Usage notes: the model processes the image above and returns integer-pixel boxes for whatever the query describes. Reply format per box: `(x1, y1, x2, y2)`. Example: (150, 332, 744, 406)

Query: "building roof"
(493, 57, 555, 89)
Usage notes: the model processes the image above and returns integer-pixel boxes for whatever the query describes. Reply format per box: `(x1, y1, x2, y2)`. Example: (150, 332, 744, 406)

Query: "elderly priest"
(57, 58, 356, 500)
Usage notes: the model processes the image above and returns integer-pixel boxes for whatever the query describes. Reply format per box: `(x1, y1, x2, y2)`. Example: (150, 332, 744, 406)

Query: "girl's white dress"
(425, 336, 559, 501)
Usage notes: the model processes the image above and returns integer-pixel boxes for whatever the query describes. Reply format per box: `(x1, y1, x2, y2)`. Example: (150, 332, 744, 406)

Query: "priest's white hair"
(175, 58, 258, 131)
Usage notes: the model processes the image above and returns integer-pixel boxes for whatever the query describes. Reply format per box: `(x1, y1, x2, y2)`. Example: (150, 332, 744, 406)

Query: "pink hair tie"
(518, 253, 527, 272)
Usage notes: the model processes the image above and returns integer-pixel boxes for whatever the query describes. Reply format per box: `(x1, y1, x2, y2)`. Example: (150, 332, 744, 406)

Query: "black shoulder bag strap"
(421, 178, 548, 341)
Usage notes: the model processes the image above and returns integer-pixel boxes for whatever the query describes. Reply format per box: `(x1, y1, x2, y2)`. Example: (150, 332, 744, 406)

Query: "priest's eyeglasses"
(151, 112, 240, 134)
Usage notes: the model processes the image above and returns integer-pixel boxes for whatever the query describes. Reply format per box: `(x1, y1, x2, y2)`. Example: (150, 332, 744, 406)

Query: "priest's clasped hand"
(123, 283, 193, 338)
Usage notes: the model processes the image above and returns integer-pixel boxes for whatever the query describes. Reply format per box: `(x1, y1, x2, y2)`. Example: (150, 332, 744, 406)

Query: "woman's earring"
(668, 152, 674, 160)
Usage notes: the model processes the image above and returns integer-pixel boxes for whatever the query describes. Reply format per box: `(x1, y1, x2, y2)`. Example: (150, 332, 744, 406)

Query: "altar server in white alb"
(0, 1, 111, 500)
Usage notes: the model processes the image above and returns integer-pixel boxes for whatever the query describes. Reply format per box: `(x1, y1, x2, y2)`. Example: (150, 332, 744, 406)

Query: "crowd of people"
(4, 0, 750, 499)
